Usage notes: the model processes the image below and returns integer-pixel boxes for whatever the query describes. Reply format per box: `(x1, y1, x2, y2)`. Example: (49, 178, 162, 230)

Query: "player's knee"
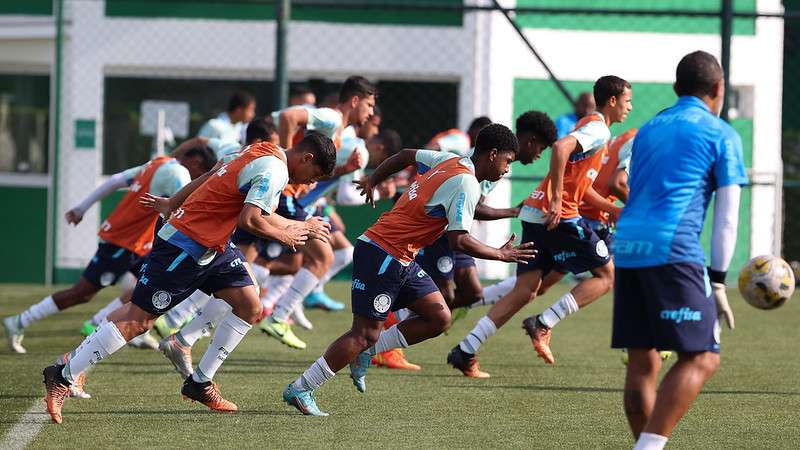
(695, 352, 720, 377)
(355, 328, 381, 349)
(595, 266, 615, 293)
(430, 309, 452, 334)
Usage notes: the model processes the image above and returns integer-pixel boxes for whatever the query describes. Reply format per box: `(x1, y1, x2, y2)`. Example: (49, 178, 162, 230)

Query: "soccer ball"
(737, 255, 795, 310)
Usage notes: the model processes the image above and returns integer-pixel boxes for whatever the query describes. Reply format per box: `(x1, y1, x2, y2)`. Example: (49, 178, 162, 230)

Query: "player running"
(2, 148, 216, 354)
(448, 76, 632, 377)
(613, 51, 743, 450)
(260, 76, 376, 349)
(282, 124, 536, 416)
(41, 135, 336, 424)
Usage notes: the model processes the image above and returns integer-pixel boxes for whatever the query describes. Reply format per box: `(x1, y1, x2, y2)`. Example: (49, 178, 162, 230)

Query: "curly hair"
(474, 123, 519, 155)
(515, 111, 557, 147)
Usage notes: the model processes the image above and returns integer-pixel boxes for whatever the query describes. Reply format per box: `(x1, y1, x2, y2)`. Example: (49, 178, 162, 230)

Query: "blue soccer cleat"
(283, 384, 328, 416)
(349, 350, 372, 393)
(303, 291, 345, 311)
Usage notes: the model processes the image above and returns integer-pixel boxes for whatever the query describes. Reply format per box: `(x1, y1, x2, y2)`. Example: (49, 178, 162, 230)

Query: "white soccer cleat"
(292, 306, 313, 331)
(127, 332, 159, 350)
(69, 372, 92, 399)
(3, 316, 26, 354)
(159, 335, 194, 379)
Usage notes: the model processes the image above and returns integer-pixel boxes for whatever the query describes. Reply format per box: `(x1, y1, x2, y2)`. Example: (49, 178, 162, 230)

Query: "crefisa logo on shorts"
(437, 256, 454, 274)
(373, 294, 391, 313)
(659, 307, 702, 324)
(151, 290, 172, 310)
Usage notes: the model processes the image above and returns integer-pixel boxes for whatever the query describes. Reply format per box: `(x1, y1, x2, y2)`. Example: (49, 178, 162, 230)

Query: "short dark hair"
(372, 104, 382, 119)
(290, 84, 314, 97)
(467, 116, 492, 134)
(339, 76, 377, 104)
(593, 75, 631, 107)
(245, 117, 278, 144)
(515, 111, 558, 147)
(183, 145, 218, 172)
(298, 131, 337, 176)
(376, 128, 402, 156)
(675, 50, 723, 97)
(474, 123, 519, 155)
(227, 91, 255, 112)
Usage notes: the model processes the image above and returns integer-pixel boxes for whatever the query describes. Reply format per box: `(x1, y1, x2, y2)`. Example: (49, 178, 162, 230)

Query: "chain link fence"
(0, 0, 793, 282)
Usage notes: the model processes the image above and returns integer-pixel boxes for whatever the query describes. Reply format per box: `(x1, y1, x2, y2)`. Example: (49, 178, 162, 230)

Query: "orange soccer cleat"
(522, 315, 555, 364)
(371, 348, 421, 371)
(43, 364, 71, 424)
(446, 346, 490, 378)
(181, 376, 238, 412)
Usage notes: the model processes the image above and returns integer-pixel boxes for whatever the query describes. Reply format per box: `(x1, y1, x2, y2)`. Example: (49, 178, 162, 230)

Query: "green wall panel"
(512, 78, 753, 272)
(106, 0, 462, 26)
(0, 186, 47, 283)
(0, 0, 52, 16)
(516, 0, 755, 35)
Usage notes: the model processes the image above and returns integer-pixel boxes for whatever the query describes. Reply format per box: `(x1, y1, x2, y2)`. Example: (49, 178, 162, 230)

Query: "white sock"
(312, 247, 354, 294)
(18, 296, 60, 329)
(90, 297, 123, 326)
(395, 308, 412, 322)
(478, 276, 517, 307)
(539, 292, 579, 328)
(251, 263, 271, 291)
(176, 297, 232, 347)
(293, 356, 336, 391)
(192, 312, 252, 382)
(632, 432, 668, 450)
(370, 325, 409, 355)
(62, 321, 127, 383)
(263, 275, 293, 309)
(458, 316, 497, 354)
(272, 268, 319, 322)
(165, 290, 211, 328)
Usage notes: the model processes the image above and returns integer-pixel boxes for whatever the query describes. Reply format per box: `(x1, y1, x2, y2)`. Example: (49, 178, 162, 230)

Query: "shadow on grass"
(446, 384, 800, 396)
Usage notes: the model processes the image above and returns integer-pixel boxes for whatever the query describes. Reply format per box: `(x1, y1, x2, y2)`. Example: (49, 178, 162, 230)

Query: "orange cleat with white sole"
(372, 348, 421, 371)
(446, 346, 490, 378)
(43, 364, 71, 424)
(522, 315, 555, 364)
(181, 376, 238, 412)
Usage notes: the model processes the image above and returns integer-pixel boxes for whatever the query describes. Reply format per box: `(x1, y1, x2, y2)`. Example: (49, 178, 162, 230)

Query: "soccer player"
(447, 76, 632, 377)
(282, 124, 535, 416)
(260, 76, 376, 349)
(198, 91, 256, 144)
(41, 135, 336, 424)
(613, 51, 743, 450)
(2, 148, 216, 354)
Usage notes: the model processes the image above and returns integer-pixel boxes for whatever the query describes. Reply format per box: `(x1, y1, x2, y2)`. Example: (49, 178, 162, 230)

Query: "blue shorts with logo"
(351, 239, 439, 321)
(453, 250, 476, 269)
(583, 218, 614, 250)
(253, 194, 309, 259)
(82, 242, 139, 288)
(415, 235, 454, 281)
(612, 263, 720, 353)
(131, 237, 253, 316)
(517, 219, 610, 276)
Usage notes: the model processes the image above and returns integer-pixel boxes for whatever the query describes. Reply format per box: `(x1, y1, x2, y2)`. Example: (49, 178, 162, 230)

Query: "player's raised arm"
(170, 136, 209, 159)
(277, 107, 309, 148)
(353, 148, 418, 206)
(65, 165, 143, 225)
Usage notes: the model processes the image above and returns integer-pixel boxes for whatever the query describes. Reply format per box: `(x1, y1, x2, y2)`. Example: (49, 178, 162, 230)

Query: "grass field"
(1, 281, 799, 449)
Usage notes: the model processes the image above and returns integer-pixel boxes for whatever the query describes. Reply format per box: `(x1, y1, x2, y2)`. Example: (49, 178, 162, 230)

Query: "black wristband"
(707, 268, 727, 284)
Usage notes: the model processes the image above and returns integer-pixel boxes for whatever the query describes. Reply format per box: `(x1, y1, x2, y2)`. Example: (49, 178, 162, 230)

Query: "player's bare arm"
(261, 207, 332, 243)
(447, 230, 536, 264)
(609, 168, 629, 202)
(545, 135, 578, 229)
(170, 136, 209, 159)
(354, 148, 418, 206)
(238, 203, 313, 249)
(474, 196, 520, 220)
(583, 185, 622, 223)
(278, 107, 309, 148)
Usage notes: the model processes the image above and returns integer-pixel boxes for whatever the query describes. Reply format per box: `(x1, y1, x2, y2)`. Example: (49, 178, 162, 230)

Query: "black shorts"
(517, 219, 610, 276)
(612, 263, 720, 353)
(82, 242, 139, 288)
(131, 237, 253, 315)
(415, 235, 454, 281)
(351, 240, 439, 321)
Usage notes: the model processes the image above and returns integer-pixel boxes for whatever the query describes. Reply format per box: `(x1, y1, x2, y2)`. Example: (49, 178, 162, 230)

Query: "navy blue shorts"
(82, 242, 139, 288)
(278, 194, 308, 221)
(131, 237, 253, 315)
(453, 250, 476, 269)
(231, 227, 260, 246)
(584, 219, 615, 250)
(257, 239, 295, 261)
(351, 240, 439, 321)
(415, 235, 454, 281)
(612, 263, 720, 353)
(517, 220, 610, 276)
(253, 194, 309, 259)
